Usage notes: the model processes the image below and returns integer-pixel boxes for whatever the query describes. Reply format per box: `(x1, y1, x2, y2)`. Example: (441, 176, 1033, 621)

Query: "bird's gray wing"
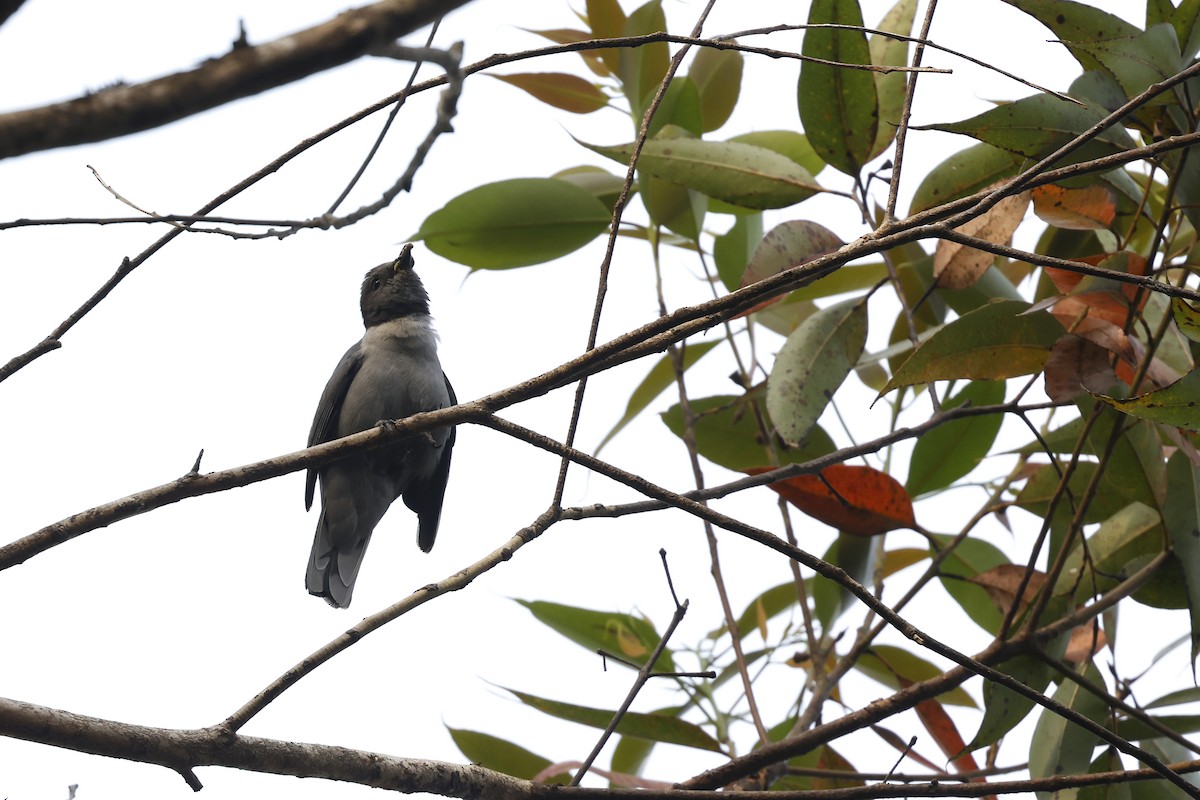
(305, 342, 364, 511)
(408, 372, 456, 552)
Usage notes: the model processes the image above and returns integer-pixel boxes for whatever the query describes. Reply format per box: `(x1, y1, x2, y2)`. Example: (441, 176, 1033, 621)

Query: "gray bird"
(305, 245, 455, 608)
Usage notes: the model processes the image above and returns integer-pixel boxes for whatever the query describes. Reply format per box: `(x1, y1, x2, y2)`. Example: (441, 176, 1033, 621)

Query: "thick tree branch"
(2, 692, 1196, 798)
(0, 0, 471, 160)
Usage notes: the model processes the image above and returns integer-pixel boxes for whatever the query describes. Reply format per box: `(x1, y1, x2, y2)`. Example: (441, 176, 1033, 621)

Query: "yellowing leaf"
(933, 190, 1030, 289)
(1094, 367, 1200, 431)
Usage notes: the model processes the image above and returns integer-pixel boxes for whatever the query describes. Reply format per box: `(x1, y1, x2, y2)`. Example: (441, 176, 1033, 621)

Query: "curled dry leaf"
(970, 563, 1047, 615)
(1044, 334, 1119, 402)
(933, 189, 1030, 289)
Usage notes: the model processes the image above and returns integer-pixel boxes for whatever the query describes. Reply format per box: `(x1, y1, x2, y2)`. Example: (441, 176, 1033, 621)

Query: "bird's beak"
(392, 242, 415, 272)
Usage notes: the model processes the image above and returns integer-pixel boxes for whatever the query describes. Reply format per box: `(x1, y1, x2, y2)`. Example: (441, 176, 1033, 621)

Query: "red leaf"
(748, 464, 916, 536)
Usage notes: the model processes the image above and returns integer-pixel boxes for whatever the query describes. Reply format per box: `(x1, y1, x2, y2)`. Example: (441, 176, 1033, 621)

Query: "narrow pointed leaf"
(492, 72, 609, 114)
(524, 28, 610, 77)
(448, 728, 570, 783)
(583, 137, 821, 209)
(856, 645, 976, 707)
(881, 299, 1064, 392)
(868, 0, 917, 158)
(413, 178, 609, 269)
(799, 0, 880, 175)
(1029, 662, 1110, 785)
(586, 0, 626, 75)
(767, 296, 868, 445)
(1164, 453, 1200, 667)
(504, 688, 723, 752)
(515, 599, 675, 672)
(596, 340, 720, 453)
(619, 1, 668, 118)
(920, 93, 1136, 163)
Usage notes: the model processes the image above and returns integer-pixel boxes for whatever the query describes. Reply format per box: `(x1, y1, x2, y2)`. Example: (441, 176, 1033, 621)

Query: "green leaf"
(882, 299, 1064, 392)
(909, 143, 1023, 215)
(620, 0, 669, 119)
(688, 44, 743, 132)
(1172, 298, 1200, 344)
(1029, 662, 1110, 786)
(798, 0, 880, 176)
(920, 93, 1137, 164)
(767, 296, 869, 445)
(504, 687, 723, 752)
(1069, 25, 1183, 102)
(447, 728, 570, 783)
(1053, 502, 1168, 602)
(413, 178, 610, 269)
(661, 392, 836, 471)
(713, 212, 763, 291)
(932, 534, 1010, 635)
(856, 645, 977, 707)
(610, 731, 656, 782)
(726, 130, 826, 176)
(551, 165, 628, 213)
(491, 72, 609, 114)
(999, 0, 1141, 72)
(906, 380, 1006, 496)
(1164, 453, 1200, 667)
(868, 0, 917, 158)
(582, 137, 822, 210)
(790, 261, 889, 304)
(596, 340, 720, 453)
(968, 652, 1058, 752)
(515, 599, 675, 672)
(1093, 367, 1200, 431)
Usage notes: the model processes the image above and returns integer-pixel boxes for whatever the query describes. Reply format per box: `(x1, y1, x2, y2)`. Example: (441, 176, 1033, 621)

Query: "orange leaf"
(748, 464, 916, 536)
(1032, 184, 1117, 230)
(1045, 252, 1148, 300)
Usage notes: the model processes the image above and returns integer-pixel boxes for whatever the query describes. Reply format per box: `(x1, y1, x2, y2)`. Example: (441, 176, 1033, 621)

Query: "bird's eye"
(371, 277, 382, 290)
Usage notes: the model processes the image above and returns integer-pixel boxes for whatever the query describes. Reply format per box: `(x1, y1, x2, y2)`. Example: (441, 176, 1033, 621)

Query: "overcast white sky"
(1, 1, 1186, 799)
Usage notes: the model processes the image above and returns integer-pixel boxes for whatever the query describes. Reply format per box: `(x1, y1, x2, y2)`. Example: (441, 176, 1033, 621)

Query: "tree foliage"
(4, 0, 1200, 798)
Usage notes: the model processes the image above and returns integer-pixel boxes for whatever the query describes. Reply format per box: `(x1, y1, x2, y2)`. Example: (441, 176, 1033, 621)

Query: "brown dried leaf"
(933, 190, 1030, 289)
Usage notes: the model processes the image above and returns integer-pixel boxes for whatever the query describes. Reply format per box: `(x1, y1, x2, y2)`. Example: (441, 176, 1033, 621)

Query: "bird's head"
(359, 244, 431, 327)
